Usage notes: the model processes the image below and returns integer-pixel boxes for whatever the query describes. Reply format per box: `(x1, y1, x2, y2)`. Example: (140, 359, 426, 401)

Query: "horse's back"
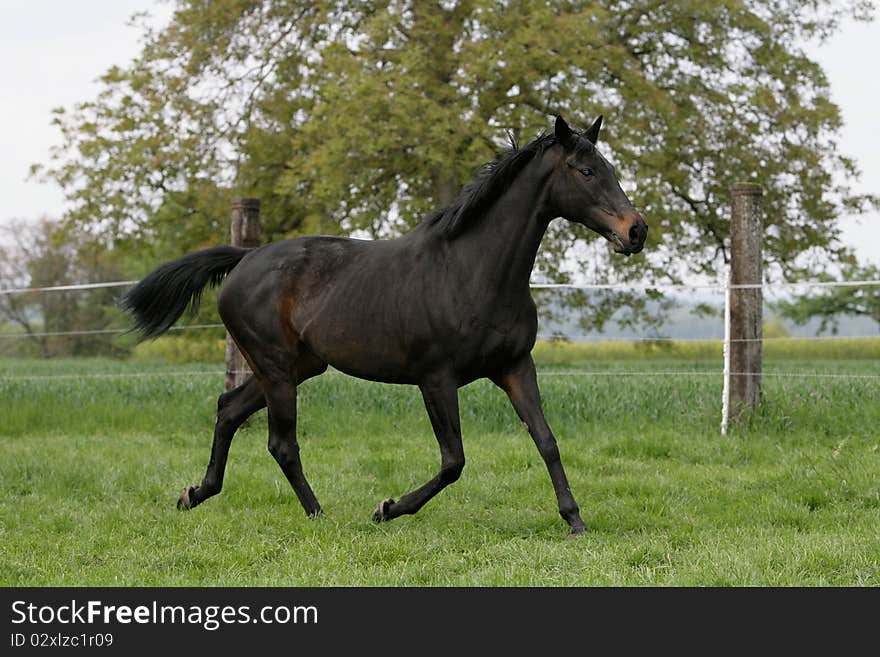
(218, 233, 450, 383)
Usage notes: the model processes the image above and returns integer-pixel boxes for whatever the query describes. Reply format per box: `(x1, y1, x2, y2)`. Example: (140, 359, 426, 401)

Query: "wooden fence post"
(225, 198, 260, 391)
(727, 182, 763, 425)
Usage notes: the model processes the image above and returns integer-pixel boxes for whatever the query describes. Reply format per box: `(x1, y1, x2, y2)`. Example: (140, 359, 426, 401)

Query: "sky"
(1, 1, 878, 267)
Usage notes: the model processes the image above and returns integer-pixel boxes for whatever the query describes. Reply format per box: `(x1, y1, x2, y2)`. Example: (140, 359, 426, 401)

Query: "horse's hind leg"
(261, 381, 319, 517)
(177, 376, 265, 510)
(260, 350, 327, 518)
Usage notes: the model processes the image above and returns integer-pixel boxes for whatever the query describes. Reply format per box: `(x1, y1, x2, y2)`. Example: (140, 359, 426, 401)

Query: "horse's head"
(548, 115, 647, 256)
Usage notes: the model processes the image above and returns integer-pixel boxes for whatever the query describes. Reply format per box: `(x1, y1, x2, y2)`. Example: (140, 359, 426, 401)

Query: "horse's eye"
(580, 168, 594, 178)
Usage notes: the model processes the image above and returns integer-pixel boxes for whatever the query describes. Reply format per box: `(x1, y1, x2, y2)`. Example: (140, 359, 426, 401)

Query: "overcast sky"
(1, 1, 877, 267)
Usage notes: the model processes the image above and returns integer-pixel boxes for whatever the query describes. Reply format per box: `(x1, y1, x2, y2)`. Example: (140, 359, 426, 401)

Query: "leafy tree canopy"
(37, 0, 877, 299)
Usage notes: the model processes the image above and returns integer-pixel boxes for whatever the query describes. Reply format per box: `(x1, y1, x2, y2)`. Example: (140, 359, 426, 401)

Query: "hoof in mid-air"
(372, 498, 396, 522)
(176, 486, 196, 510)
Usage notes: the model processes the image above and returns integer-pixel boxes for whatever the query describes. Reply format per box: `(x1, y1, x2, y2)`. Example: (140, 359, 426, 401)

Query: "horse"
(122, 115, 647, 535)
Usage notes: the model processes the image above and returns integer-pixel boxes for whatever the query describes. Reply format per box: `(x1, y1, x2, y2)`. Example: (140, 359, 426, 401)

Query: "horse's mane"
(424, 130, 559, 238)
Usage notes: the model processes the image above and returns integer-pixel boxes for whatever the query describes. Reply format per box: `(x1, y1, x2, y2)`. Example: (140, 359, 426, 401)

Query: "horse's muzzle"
(618, 213, 647, 255)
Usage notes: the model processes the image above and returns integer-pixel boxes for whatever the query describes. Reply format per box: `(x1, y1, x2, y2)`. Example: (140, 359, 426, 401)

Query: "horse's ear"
(555, 115, 575, 149)
(584, 114, 603, 144)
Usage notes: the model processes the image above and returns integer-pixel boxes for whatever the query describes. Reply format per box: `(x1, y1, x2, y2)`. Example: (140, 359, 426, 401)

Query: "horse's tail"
(121, 246, 250, 340)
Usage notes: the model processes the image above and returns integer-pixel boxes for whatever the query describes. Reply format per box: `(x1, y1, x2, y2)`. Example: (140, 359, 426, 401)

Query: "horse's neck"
(451, 171, 552, 296)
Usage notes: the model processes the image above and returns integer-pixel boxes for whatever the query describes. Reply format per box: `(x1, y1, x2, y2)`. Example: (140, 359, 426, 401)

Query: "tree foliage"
(37, 0, 877, 300)
(0, 220, 129, 357)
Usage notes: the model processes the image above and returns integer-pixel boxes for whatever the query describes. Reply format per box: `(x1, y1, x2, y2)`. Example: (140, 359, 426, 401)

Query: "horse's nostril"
(629, 225, 640, 244)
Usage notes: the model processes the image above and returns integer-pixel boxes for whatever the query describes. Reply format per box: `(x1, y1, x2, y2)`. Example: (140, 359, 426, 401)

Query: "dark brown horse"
(123, 115, 647, 534)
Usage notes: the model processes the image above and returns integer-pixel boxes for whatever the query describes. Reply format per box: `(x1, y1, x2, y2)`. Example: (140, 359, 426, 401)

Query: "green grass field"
(1, 343, 879, 586)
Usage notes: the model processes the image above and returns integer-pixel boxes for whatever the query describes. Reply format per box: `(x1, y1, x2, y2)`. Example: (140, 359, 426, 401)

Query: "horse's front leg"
(372, 376, 465, 522)
(492, 355, 587, 535)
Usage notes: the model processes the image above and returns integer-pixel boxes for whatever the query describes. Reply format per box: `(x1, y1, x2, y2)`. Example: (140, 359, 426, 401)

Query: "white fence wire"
(0, 280, 138, 295)
(4, 278, 880, 296)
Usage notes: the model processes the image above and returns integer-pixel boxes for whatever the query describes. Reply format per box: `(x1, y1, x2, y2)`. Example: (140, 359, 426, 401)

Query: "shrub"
(131, 335, 226, 364)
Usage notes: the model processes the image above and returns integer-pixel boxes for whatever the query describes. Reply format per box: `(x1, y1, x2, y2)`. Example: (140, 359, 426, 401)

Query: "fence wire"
(3, 278, 880, 296)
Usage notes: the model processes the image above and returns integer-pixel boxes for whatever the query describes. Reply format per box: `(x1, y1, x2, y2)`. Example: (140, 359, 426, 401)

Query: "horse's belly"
(324, 359, 418, 385)
(313, 329, 531, 387)
(299, 316, 432, 385)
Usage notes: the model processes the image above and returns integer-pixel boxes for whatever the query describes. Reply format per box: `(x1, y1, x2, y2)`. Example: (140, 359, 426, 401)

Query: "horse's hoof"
(176, 486, 196, 510)
(372, 498, 396, 522)
(568, 524, 589, 537)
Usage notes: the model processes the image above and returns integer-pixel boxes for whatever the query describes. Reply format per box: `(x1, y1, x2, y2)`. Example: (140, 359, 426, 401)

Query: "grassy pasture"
(1, 342, 879, 586)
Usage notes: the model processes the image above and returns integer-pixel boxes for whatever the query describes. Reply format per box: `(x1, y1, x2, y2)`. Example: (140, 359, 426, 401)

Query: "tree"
(0, 220, 129, 358)
(36, 0, 878, 327)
